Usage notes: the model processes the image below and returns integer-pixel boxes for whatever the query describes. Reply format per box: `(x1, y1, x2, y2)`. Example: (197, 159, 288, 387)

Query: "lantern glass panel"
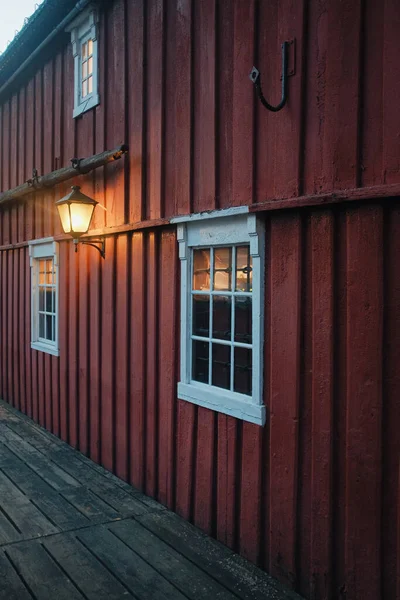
(57, 203, 71, 233)
(69, 202, 95, 233)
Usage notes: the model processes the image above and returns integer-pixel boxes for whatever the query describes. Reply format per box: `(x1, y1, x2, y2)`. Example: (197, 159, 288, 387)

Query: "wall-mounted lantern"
(56, 185, 105, 258)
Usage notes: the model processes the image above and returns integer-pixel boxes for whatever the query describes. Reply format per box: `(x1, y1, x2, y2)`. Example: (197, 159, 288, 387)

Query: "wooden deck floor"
(0, 400, 302, 600)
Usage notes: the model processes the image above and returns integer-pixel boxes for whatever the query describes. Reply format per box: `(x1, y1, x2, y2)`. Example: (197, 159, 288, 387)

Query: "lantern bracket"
(73, 237, 105, 259)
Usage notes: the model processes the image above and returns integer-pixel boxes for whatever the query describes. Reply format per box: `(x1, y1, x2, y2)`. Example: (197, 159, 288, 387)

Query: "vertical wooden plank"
(51, 357, 60, 437)
(398, 463, 400, 600)
(25, 250, 33, 418)
(163, 0, 177, 218)
(310, 210, 334, 599)
(256, 0, 305, 201)
(194, 408, 216, 535)
(34, 70, 44, 240)
(175, 401, 197, 520)
(78, 247, 89, 455)
(145, 232, 158, 497)
(127, 0, 145, 223)
(89, 247, 101, 463)
(216, 0, 233, 211)
(19, 248, 26, 414)
(146, 0, 165, 220)
(345, 205, 383, 600)
(158, 230, 177, 507)
(12, 250, 20, 410)
(303, 0, 362, 193)
(174, 0, 192, 215)
(239, 423, 262, 565)
(360, 0, 384, 187)
(44, 354, 52, 431)
(192, 0, 216, 213)
(115, 234, 129, 480)
(10, 94, 18, 244)
(101, 236, 115, 472)
(92, 14, 106, 231)
(229, 0, 254, 208)
(216, 415, 238, 550)
(382, 0, 400, 185)
(53, 53, 63, 237)
(17, 87, 26, 243)
(382, 205, 400, 600)
(38, 352, 45, 427)
(2, 101, 11, 245)
(59, 241, 69, 441)
(43, 60, 54, 238)
(7, 252, 14, 405)
(1, 252, 8, 401)
(105, 0, 126, 228)
(269, 213, 301, 587)
(68, 249, 79, 448)
(25, 79, 35, 242)
(130, 232, 145, 489)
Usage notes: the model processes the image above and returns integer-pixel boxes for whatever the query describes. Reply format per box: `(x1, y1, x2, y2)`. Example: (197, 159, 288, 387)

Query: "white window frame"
(174, 208, 266, 426)
(66, 6, 100, 118)
(29, 238, 60, 357)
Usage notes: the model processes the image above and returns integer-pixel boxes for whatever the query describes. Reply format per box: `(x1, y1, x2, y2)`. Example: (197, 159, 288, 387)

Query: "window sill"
(177, 382, 266, 426)
(73, 94, 100, 118)
(31, 342, 59, 357)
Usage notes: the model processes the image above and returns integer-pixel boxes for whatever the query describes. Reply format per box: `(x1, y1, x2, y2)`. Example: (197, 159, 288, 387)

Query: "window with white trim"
(29, 239, 59, 357)
(176, 211, 265, 425)
(67, 7, 99, 118)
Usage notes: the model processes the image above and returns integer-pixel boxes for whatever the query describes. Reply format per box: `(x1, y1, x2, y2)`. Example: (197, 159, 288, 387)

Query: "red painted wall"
(0, 2, 399, 599)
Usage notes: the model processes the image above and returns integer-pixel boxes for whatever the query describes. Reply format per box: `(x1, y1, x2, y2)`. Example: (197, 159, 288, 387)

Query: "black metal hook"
(249, 41, 289, 112)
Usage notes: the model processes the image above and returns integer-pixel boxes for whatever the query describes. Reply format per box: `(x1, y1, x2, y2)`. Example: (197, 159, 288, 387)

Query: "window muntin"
(191, 245, 253, 396)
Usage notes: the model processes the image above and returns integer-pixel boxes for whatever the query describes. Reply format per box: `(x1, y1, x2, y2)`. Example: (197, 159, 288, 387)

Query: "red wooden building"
(0, 1, 399, 598)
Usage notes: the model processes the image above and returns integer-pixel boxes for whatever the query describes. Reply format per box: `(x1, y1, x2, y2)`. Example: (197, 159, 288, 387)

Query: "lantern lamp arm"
(73, 237, 105, 259)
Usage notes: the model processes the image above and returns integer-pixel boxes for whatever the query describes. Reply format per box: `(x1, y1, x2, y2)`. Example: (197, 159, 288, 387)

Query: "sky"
(0, 0, 44, 54)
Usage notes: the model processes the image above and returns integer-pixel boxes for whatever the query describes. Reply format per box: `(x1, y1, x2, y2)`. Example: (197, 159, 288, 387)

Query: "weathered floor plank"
(0, 399, 303, 600)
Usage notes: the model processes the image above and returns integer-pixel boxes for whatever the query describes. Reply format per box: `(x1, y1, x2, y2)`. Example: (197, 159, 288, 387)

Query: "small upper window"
(29, 239, 59, 357)
(175, 211, 265, 426)
(66, 7, 99, 118)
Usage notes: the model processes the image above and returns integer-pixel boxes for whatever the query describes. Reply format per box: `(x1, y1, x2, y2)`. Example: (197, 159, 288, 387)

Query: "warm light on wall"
(56, 185, 105, 258)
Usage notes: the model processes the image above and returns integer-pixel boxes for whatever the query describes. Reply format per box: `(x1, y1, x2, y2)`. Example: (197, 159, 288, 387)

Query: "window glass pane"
(46, 315, 53, 342)
(88, 75, 93, 94)
(88, 39, 93, 55)
(236, 246, 252, 292)
(46, 289, 53, 313)
(212, 295, 231, 340)
(234, 297, 252, 344)
(46, 260, 54, 284)
(39, 260, 46, 285)
(192, 340, 209, 383)
(192, 249, 210, 291)
(213, 247, 231, 291)
(52, 317, 56, 342)
(212, 343, 230, 390)
(88, 56, 93, 75)
(82, 79, 88, 97)
(39, 288, 45, 311)
(82, 42, 87, 59)
(82, 60, 88, 79)
(234, 347, 252, 395)
(39, 314, 45, 338)
(192, 295, 209, 337)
